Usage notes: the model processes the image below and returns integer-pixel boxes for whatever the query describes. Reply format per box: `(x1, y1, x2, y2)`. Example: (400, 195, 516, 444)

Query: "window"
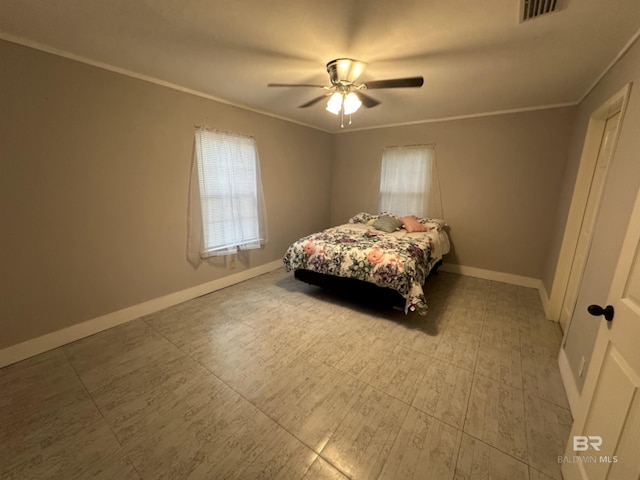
(188, 128, 267, 264)
(378, 145, 442, 218)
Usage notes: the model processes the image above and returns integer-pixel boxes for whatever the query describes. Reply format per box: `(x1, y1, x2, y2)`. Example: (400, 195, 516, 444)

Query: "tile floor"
(0, 269, 572, 479)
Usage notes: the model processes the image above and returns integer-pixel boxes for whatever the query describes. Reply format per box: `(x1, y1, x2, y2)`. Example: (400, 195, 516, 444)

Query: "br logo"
(573, 435, 603, 452)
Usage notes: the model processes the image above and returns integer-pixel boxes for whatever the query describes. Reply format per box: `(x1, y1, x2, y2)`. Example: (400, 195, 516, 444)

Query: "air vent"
(521, 0, 558, 22)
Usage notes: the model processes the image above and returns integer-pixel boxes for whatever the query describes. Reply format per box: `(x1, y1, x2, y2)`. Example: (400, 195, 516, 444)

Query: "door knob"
(587, 304, 614, 322)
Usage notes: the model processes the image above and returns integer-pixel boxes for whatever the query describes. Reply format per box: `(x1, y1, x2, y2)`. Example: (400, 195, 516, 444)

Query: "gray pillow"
(372, 214, 403, 233)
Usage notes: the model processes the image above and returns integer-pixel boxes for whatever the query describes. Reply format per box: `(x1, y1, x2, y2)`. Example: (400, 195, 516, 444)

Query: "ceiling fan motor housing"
(326, 58, 366, 86)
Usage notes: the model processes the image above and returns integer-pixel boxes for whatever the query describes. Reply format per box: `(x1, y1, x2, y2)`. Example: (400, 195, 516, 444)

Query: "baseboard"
(558, 347, 580, 417)
(537, 282, 552, 320)
(439, 263, 542, 289)
(0, 260, 283, 368)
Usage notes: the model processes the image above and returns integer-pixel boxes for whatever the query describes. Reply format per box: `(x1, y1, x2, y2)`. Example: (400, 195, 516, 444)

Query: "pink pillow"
(401, 216, 427, 233)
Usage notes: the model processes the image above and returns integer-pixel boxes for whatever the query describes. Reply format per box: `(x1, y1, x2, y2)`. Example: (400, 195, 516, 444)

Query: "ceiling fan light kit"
(326, 92, 344, 115)
(268, 57, 424, 128)
(325, 90, 363, 128)
(326, 91, 362, 115)
(342, 92, 362, 115)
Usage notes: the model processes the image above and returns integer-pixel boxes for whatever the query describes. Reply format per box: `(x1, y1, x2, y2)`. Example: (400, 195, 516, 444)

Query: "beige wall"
(330, 108, 576, 279)
(0, 40, 332, 349)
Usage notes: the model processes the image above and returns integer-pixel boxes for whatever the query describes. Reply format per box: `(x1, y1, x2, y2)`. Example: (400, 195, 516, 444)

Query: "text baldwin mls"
(558, 455, 618, 464)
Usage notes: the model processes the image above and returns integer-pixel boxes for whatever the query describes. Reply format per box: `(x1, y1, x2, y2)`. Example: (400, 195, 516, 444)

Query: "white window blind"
(378, 145, 443, 219)
(188, 128, 267, 264)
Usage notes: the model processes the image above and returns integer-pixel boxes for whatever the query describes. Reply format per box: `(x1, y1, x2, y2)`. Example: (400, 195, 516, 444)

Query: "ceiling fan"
(268, 58, 424, 127)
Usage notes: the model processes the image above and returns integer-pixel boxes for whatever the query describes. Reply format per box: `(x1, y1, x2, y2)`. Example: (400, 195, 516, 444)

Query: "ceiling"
(1, 0, 640, 133)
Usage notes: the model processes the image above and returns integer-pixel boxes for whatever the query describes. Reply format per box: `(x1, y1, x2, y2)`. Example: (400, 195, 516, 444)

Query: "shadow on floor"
(274, 268, 463, 336)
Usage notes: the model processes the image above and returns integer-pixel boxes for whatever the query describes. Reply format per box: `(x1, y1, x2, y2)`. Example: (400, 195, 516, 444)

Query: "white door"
(559, 112, 621, 331)
(561, 186, 640, 479)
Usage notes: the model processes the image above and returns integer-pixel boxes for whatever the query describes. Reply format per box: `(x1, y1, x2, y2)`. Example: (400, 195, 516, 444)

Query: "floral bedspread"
(282, 223, 445, 314)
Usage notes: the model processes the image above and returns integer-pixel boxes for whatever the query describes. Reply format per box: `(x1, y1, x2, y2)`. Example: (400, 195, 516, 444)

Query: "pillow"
(372, 214, 403, 233)
(417, 217, 447, 231)
(348, 212, 378, 225)
(401, 215, 427, 233)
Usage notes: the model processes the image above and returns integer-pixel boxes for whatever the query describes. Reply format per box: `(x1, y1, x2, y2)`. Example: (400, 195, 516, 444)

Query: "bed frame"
(293, 259, 442, 311)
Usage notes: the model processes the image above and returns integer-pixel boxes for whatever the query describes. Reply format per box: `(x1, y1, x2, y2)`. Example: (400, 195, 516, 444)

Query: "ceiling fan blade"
(267, 83, 325, 88)
(357, 92, 381, 108)
(364, 76, 424, 89)
(298, 94, 329, 108)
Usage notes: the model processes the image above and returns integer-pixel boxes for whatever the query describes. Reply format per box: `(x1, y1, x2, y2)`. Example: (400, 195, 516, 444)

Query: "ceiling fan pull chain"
(340, 110, 344, 128)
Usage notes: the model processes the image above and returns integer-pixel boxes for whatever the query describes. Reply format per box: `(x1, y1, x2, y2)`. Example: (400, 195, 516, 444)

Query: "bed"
(282, 212, 450, 315)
